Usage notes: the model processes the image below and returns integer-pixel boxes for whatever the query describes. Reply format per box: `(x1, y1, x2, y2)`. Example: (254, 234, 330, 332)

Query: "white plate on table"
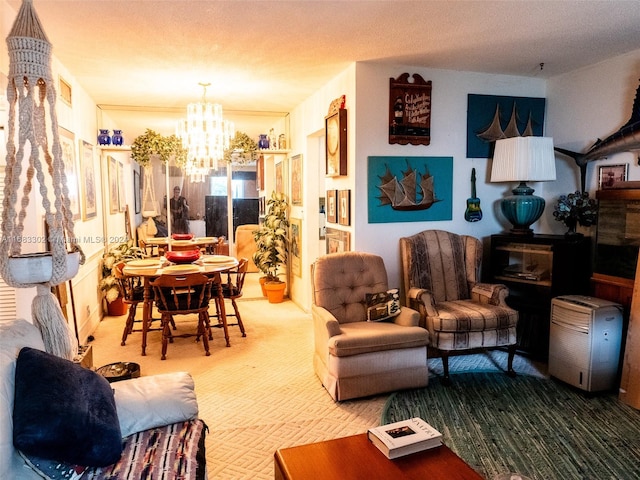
(201, 255, 233, 264)
(127, 258, 162, 268)
(162, 265, 200, 275)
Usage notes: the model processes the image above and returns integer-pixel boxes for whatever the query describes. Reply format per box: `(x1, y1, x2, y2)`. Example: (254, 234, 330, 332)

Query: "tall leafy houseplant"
(100, 240, 145, 311)
(253, 191, 289, 286)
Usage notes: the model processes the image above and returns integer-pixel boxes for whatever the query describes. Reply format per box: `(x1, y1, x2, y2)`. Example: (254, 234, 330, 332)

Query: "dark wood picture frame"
(257, 154, 264, 191)
(389, 73, 432, 146)
(325, 109, 347, 177)
(338, 189, 351, 226)
(326, 189, 338, 223)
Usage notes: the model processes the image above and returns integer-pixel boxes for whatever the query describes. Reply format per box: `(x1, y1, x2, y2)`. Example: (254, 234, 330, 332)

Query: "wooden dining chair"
(212, 258, 248, 337)
(150, 273, 213, 360)
(114, 262, 172, 347)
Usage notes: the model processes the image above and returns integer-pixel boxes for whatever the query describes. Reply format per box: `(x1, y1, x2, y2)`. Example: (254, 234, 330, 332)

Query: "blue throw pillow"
(13, 347, 123, 467)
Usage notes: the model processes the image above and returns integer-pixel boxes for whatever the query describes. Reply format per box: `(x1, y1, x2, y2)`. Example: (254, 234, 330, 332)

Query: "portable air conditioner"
(549, 295, 623, 392)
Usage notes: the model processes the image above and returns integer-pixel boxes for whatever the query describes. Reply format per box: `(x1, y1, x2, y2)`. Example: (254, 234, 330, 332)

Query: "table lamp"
(490, 136, 556, 235)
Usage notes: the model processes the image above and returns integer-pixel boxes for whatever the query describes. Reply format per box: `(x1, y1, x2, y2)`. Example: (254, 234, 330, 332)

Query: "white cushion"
(0, 319, 46, 480)
(112, 371, 199, 438)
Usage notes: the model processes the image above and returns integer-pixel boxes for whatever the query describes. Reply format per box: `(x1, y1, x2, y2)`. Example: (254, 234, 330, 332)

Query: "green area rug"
(381, 373, 640, 480)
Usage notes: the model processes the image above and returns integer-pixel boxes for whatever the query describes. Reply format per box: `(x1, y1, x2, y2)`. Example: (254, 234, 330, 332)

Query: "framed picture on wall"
(326, 227, 350, 254)
(59, 127, 80, 220)
(598, 164, 628, 189)
(108, 156, 119, 214)
(290, 217, 302, 277)
(326, 189, 337, 223)
(275, 160, 284, 194)
(325, 109, 347, 177)
(79, 140, 97, 220)
(338, 189, 351, 226)
(117, 160, 126, 212)
(291, 154, 303, 205)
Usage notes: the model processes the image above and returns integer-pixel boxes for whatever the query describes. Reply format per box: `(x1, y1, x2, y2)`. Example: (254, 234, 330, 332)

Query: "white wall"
(353, 64, 547, 287)
(546, 49, 640, 221)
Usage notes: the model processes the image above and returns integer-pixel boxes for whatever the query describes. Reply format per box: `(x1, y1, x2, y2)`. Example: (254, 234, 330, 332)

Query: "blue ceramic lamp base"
(500, 182, 545, 236)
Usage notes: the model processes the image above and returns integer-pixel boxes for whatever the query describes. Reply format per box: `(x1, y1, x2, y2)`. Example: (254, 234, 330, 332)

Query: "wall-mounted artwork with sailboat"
(466, 94, 546, 158)
(367, 156, 453, 223)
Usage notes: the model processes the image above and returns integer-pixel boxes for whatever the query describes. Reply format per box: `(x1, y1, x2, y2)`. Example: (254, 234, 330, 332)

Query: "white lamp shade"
(490, 136, 556, 182)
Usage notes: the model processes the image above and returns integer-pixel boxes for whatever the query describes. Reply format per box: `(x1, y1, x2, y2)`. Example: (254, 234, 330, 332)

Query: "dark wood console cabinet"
(490, 234, 591, 361)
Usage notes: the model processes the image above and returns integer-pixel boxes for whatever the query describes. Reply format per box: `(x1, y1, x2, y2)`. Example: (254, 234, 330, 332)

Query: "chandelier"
(177, 82, 234, 180)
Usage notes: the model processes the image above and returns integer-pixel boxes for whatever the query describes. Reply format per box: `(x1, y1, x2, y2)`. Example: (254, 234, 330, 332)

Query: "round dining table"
(144, 236, 221, 255)
(123, 255, 239, 355)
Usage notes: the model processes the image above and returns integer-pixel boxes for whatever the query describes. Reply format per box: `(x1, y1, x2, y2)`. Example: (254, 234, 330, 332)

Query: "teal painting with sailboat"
(367, 156, 452, 223)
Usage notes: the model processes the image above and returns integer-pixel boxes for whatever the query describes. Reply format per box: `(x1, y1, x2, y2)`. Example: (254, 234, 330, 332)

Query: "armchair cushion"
(329, 321, 429, 357)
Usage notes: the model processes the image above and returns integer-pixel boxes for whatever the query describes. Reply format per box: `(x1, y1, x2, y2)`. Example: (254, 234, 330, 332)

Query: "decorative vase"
(258, 134, 269, 149)
(111, 129, 124, 146)
(264, 281, 286, 304)
(278, 134, 287, 150)
(564, 218, 583, 238)
(97, 129, 111, 146)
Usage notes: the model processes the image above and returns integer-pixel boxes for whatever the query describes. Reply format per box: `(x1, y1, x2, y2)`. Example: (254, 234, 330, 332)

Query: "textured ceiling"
(4, 0, 640, 138)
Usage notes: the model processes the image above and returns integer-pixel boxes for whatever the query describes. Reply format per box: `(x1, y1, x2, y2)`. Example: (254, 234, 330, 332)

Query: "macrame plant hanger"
(1, 0, 85, 359)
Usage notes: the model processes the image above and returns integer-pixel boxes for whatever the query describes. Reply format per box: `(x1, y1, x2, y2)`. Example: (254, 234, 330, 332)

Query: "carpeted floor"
(90, 273, 548, 479)
(382, 372, 640, 480)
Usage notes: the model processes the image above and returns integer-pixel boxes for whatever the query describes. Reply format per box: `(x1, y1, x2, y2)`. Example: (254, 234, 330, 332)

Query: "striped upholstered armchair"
(399, 230, 518, 384)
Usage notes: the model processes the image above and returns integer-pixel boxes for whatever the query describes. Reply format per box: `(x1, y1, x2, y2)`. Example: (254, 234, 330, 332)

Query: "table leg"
(213, 272, 231, 347)
(141, 277, 152, 356)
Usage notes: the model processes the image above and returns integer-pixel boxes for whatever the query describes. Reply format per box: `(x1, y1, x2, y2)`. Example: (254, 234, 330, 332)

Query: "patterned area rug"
(382, 373, 640, 480)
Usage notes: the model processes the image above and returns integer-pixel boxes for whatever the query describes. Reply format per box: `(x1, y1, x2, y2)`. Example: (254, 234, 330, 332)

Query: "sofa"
(1, 318, 207, 479)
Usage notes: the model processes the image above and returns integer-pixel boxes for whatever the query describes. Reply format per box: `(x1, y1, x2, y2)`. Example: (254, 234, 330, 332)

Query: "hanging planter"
(8, 251, 81, 285)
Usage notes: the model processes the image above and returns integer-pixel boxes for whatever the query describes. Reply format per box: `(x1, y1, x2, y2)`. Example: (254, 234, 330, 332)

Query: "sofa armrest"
(112, 372, 199, 438)
(393, 306, 421, 327)
(311, 303, 341, 338)
(471, 283, 510, 307)
(407, 287, 438, 317)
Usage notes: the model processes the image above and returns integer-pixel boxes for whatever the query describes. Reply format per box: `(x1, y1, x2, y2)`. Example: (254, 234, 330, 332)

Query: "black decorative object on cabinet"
(490, 234, 591, 361)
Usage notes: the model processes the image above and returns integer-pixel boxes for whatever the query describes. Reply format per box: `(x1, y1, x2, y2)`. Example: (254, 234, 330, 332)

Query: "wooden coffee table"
(274, 433, 483, 480)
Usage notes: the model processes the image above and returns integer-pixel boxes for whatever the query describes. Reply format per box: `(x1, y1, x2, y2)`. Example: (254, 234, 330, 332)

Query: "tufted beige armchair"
(399, 230, 518, 384)
(312, 251, 430, 401)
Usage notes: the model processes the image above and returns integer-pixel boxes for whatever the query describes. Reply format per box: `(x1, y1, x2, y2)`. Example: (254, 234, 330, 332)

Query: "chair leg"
(161, 313, 172, 360)
(441, 352, 451, 386)
(506, 344, 517, 377)
(199, 312, 211, 356)
(232, 299, 246, 337)
(120, 303, 137, 346)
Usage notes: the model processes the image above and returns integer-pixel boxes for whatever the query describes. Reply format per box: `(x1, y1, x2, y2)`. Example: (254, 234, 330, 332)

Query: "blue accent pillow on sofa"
(13, 347, 123, 467)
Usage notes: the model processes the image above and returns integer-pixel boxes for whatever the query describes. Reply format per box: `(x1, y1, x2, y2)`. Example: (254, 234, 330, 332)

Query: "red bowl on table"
(171, 233, 194, 240)
(164, 249, 200, 264)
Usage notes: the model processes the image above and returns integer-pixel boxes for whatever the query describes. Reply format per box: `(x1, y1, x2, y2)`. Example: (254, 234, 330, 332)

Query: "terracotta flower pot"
(107, 296, 128, 316)
(259, 276, 269, 296)
(264, 281, 286, 304)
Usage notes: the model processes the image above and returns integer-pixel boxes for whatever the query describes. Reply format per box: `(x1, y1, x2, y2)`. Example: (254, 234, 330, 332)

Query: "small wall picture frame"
(326, 227, 351, 254)
(291, 154, 303, 205)
(338, 189, 351, 226)
(59, 76, 72, 106)
(326, 189, 338, 223)
(599, 164, 628, 189)
(325, 109, 347, 177)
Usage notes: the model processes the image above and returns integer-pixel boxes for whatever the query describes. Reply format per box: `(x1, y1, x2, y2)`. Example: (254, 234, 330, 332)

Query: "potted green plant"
(130, 128, 188, 167)
(224, 131, 259, 164)
(552, 191, 598, 237)
(252, 191, 289, 302)
(100, 240, 145, 315)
